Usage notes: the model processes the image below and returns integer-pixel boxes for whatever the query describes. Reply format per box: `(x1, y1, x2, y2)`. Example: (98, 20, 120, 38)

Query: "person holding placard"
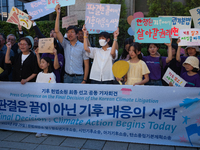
(54, 4, 89, 84)
(5, 37, 39, 84)
(181, 56, 200, 87)
(143, 39, 173, 86)
(35, 38, 64, 83)
(176, 37, 200, 76)
(82, 24, 118, 84)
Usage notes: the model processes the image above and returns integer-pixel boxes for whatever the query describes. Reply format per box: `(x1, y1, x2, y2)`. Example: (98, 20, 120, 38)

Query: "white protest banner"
(47, 0, 76, 9)
(25, 0, 55, 20)
(0, 82, 200, 147)
(6, 7, 32, 29)
(178, 28, 200, 46)
(162, 68, 187, 87)
(38, 38, 54, 53)
(189, 7, 200, 29)
(159, 16, 192, 39)
(85, 3, 121, 32)
(62, 15, 78, 28)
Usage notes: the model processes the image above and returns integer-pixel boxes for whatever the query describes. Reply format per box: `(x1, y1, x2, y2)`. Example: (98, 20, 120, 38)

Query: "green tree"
(100, 0, 127, 18)
(184, 0, 200, 16)
(147, 0, 185, 17)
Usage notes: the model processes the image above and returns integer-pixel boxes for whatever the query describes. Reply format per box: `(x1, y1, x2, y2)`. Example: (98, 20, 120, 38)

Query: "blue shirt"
(1, 45, 14, 57)
(61, 39, 88, 75)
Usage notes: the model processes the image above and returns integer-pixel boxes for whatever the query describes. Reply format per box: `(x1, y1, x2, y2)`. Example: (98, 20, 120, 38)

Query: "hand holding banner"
(162, 68, 187, 87)
(38, 38, 54, 53)
(7, 7, 32, 29)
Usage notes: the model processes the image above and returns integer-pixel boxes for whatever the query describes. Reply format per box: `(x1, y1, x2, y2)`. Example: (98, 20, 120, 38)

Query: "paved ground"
(0, 129, 199, 150)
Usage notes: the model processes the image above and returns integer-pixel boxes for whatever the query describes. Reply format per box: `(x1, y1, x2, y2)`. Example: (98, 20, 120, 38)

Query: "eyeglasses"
(19, 43, 28, 46)
(7, 38, 15, 42)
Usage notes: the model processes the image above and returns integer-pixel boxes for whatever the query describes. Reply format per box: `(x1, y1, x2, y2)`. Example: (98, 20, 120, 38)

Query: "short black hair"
(99, 32, 110, 40)
(77, 28, 83, 33)
(19, 37, 32, 48)
(41, 57, 53, 73)
(172, 43, 178, 51)
(66, 26, 78, 34)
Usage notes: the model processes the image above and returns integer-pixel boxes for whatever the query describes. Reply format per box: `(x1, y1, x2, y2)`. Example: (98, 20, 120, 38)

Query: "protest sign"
(85, 3, 121, 32)
(0, 82, 200, 147)
(25, 0, 55, 20)
(47, 0, 76, 9)
(159, 16, 192, 38)
(189, 7, 200, 29)
(162, 68, 187, 87)
(178, 28, 200, 46)
(62, 14, 78, 28)
(6, 7, 32, 29)
(38, 38, 54, 53)
(135, 17, 172, 43)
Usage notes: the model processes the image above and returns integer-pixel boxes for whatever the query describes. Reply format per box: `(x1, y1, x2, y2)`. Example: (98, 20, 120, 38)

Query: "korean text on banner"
(25, 0, 55, 20)
(85, 3, 121, 32)
(6, 7, 32, 29)
(162, 68, 187, 87)
(189, 7, 200, 29)
(62, 15, 78, 28)
(159, 16, 192, 39)
(47, 0, 76, 9)
(178, 29, 200, 46)
(38, 38, 54, 53)
(135, 17, 172, 43)
(0, 82, 200, 147)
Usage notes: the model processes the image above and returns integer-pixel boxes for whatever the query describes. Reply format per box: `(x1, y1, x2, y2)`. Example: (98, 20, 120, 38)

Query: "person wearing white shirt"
(82, 24, 119, 84)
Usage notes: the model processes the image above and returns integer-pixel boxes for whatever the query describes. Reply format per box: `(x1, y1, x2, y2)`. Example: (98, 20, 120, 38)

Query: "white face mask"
(99, 39, 107, 47)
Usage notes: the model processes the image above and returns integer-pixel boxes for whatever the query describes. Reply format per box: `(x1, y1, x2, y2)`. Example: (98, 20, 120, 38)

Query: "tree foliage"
(100, 0, 127, 18)
(147, 0, 200, 17)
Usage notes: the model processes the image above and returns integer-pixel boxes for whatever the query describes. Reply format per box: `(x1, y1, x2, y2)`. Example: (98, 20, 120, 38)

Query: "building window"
(15, 0, 24, 11)
(0, 0, 9, 20)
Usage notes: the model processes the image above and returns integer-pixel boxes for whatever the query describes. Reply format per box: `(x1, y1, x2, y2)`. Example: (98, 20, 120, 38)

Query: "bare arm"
(5, 42, 12, 64)
(53, 48, 60, 70)
(165, 38, 172, 63)
(110, 27, 119, 59)
(82, 24, 90, 53)
(54, 4, 63, 43)
(21, 74, 37, 85)
(35, 48, 41, 69)
(176, 37, 181, 62)
(82, 59, 89, 84)
(133, 74, 149, 86)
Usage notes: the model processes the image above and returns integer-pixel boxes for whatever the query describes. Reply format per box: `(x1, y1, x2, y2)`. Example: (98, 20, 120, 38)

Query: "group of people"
(1, 3, 200, 89)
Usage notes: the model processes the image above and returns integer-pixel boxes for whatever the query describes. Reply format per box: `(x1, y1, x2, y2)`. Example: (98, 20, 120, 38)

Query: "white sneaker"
(42, 133, 48, 137)
(35, 133, 42, 137)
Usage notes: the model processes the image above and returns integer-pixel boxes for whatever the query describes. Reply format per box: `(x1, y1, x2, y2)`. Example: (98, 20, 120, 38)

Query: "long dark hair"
(128, 42, 142, 60)
(41, 57, 53, 73)
(121, 37, 133, 59)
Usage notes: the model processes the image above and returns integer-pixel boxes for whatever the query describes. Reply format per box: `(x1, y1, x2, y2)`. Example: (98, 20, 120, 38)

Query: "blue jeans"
(91, 80, 113, 84)
(145, 79, 162, 86)
(64, 73, 83, 83)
